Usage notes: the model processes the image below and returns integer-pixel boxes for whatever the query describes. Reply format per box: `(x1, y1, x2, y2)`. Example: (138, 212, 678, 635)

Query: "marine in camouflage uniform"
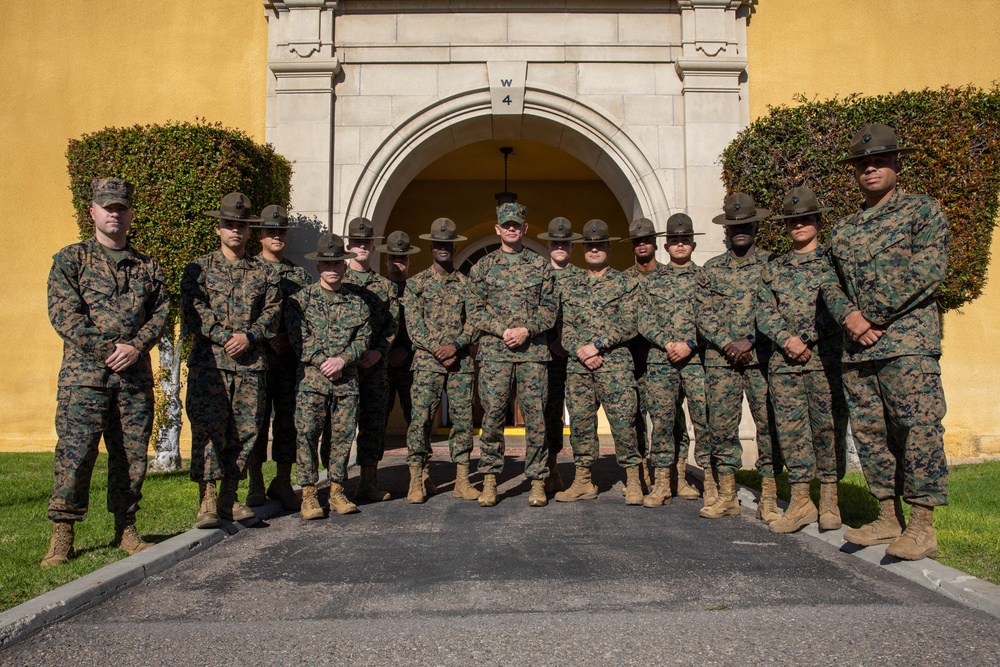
(756, 187, 849, 534)
(287, 234, 371, 519)
(466, 202, 558, 507)
(382, 233, 417, 434)
(246, 205, 314, 510)
(43, 178, 169, 566)
(404, 219, 480, 503)
(182, 193, 281, 528)
(696, 193, 782, 523)
(556, 220, 643, 505)
(538, 217, 585, 494)
(824, 124, 949, 560)
(342, 217, 398, 501)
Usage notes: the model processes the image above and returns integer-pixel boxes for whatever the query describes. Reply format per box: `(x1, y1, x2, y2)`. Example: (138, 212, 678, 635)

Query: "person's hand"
(844, 311, 873, 341)
(442, 356, 457, 368)
(723, 338, 752, 364)
(502, 326, 530, 349)
(433, 344, 458, 362)
(584, 355, 604, 370)
(577, 343, 600, 363)
(269, 333, 292, 355)
(105, 343, 141, 372)
(736, 350, 754, 366)
(359, 350, 382, 369)
(858, 326, 885, 347)
(784, 336, 811, 362)
(666, 342, 693, 364)
(387, 347, 409, 368)
(320, 357, 346, 381)
(224, 333, 252, 359)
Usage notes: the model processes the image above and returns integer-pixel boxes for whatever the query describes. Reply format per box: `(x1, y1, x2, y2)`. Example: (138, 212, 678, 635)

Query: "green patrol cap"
(205, 192, 264, 223)
(663, 213, 705, 236)
(574, 219, 620, 243)
(345, 217, 383, 240)
(377, 231, 421, 255)
(835, 123, 917, 165)
(773, 187, 833, 220)
(91, 178, 134, 209)
(537, 217, 583, 241)
(305, 233, 357, 261)
(497, 202, 526, 225)
(419, 217, 468, 242)
(712, 192, 770, 226)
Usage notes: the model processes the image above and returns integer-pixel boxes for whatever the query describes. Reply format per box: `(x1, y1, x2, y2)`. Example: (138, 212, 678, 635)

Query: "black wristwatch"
(245, 332, 256, 344)
(594, 339, 605, 351)
(799, 333, 811, 344)
(686, 340, 697, 351)
(746, 334, 756, 345)
(451, 341, 462, 350)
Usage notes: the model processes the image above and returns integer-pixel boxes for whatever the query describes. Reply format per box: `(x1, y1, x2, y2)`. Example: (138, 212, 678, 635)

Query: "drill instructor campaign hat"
(204, 192, 265, 223)
(663, 213, 706, 236)
(344, 217, 384, 240)
(252, 205, 297, 229)
(419, 218, 468, 242)
(772, 187, 833, 220)
(377, 231, 421, 255)
(537, 217, 583, 241)
(834, 123, 917, 165)
(573, 219, 621, 243)
(304, 233, 357, 261)
(711, 192, 771, 226)
(622, 217, 666, 241)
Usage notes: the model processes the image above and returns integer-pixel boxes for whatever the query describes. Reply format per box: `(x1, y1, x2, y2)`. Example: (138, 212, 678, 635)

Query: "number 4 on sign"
(502, 95, 512, 105)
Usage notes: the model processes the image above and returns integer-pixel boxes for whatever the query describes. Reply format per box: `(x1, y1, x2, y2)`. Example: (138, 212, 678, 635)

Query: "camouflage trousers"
(677, 361, 711, 471)
(48, 385, 153, 522)
(567, 370, 640, 469)
(406, 370, 475, 466)
(295, 391, 359, 485)
(544, 356, 569, 456)
(634, 369, 649, 458)
(187, 367, 264, 482)
(356, 360, 389, 467)
(645, 363, 682, 469)
(769, 364, 849, 484)
(478, 361, 549, 480)
(704, 364, 781, 477)
(387, 365, 414, 426)
(250, 353, 299, 466)
(842, 355, 948, 506)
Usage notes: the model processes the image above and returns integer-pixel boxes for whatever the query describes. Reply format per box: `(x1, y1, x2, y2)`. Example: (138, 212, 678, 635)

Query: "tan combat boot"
(528, 479, 548, 507)
(114, 513, 153, 555)
(407, 464, 426, 504)
(818, 482, 841, 530)
(355, 465, 391, 502)
(703, 472, 719, 509)
(757, 476, 783, 525)
(218, 476, 256, 522)
(299, 485, 325, 520)
(675, 462, 700, 500)
(245, 462, 266, 507)
(638, 458, 651, 493)
(699, 473, 740, 519)
(329, 481, 360, 515)
(885, 504, 938, 560)
(196, 481, 220, 529)
(478, 474, 498, 507)
(422, 462, 438, 496)
(266, 462, 301, 510)
(844, 497, 905, 546)
(624, 464, 644, 505)
(545, 453, 565, 493)
(642, 469, 672, 508)
(769, 483, 818, 533)
(40, 521, 75, 568)
(554, 466, 599, 502)
(452, 463, 480, 500)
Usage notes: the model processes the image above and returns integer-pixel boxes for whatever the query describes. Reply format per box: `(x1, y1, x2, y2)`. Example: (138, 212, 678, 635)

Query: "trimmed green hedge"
(721, 86, 1000, 311)
(66, 119, 293, 316)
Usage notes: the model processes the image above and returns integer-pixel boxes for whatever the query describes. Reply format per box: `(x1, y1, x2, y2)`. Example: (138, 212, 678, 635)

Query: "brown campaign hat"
(711, 192, 771, 226)
(773, 186, 833, 220)
(537, 217, 583, 241)
(622, 217, 665, 241)
(344, 217, 384, 240)
(205, 192, 265, 223)
(304, 233, 357, 261)
(252, 204, 296, 229)
(834, 123, 917, 165)
(663, 213, 705, 236)
(91, 178, 134, 209)
(419, 217, 468, 242)
(377, 231, 421, 255)
(574, 219, 620, 243)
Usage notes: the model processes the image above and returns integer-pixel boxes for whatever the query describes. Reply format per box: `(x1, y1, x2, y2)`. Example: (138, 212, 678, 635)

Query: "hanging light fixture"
(494, 146, 518, 206)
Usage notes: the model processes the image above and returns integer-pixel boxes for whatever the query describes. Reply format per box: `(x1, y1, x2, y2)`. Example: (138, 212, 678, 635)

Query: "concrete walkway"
(2, 445, 999, 664)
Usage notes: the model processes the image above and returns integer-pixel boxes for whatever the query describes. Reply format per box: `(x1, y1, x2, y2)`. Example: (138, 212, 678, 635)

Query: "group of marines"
(42, 122, 949, 567)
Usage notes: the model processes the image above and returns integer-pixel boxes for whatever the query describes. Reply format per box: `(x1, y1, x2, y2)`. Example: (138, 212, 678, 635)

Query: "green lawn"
(737, 460, 1000, 585)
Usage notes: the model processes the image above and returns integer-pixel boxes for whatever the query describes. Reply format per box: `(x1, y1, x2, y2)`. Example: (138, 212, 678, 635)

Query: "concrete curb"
(0, 495, 291, 650)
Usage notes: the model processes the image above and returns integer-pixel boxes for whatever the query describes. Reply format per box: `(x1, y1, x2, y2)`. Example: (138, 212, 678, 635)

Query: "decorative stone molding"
(264, 0, 340, 89)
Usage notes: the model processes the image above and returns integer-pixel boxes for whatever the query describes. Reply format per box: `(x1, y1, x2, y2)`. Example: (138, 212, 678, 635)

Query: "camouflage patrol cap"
(537, 217, 583, 241)
(711, 192, 770, 226)
(252, 205, 296, 229)
(304, 233, 357, 261)
(376, 231, 421, 255)
(574, 219, 620, 243)
(204, 192, 265, 223)
(835, 123, 917, 165)
(773, 187, 833, 220)
(419, 217, 468, 242)
(623, 217, 665, 241)
(345, 217, 383, 240)
(91, 178, 134, 209)
(663, 213, 705, 236)
(497, 202, 527, 225)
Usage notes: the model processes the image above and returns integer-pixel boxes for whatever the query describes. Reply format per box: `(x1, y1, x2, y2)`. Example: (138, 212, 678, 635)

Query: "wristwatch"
(245, 332, 256, 344)
(746, 334, 756, 345)
(686, 340, 697, 351)
(594, 339, 605, 351)
(799, 333, 811, 344)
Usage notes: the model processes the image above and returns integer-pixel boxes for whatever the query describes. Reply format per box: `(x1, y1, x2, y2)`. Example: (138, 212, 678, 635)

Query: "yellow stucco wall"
(0, 0, 268, 451)
(747, 0, 1000, 459)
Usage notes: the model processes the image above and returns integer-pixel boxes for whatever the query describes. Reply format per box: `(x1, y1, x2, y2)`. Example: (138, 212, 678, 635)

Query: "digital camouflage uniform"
(544, 264, 586, 457)
(386, 277, 414, 427)
(287, 282, 371, 485)
(342, 268, 398, 465)
(466, 248, 558, 480)
(824, 191, 949, 506)
(637, 264, 710, 471)
(250, 257, 313, 467)
(562, 269, 641, 468)
(696, 249, 780, 478)
(404, 267, 479, 466)
(181, 251, 281, 482)
(47, 237, 169, 521)
(757, 247, 848, 484)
